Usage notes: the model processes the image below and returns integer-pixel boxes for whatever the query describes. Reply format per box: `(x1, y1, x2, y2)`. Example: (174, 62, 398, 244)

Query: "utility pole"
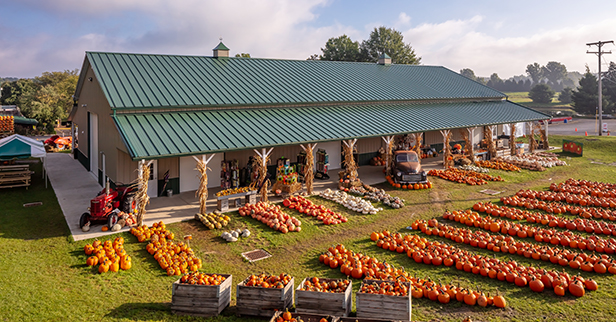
(587, 40, 614, 136)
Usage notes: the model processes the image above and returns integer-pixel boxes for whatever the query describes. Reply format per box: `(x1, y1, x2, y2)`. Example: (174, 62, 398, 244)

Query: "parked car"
(392, 150, 427, 184)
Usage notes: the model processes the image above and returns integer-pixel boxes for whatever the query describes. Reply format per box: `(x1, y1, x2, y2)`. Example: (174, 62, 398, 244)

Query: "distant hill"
(0, 77, 19, 83)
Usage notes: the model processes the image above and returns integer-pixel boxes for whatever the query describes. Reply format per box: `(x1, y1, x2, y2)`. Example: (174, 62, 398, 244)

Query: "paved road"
(547, 118, 616, 136)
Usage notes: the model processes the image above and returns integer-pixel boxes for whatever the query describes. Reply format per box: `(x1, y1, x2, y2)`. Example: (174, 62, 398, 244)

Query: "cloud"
(403, 16, 616, 78)
(1, 0, 344, 77)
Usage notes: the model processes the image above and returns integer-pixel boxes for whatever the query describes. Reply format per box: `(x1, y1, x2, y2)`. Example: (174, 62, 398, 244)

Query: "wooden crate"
(170, 274, 232, 318)
(270, 310, 339, 322)
(295, 278, 352, 317)
(236, 276, 295, 317)
(356, 280, 411, 322)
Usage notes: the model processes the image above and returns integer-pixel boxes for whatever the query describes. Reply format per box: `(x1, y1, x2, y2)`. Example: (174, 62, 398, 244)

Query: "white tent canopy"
(0, 134, 46, 159)
(0, 134, 48, 187)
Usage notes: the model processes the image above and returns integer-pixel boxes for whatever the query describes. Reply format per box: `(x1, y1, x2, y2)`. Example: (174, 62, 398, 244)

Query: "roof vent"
(213, 40, 230, 58)
(378, 53, 391, 65)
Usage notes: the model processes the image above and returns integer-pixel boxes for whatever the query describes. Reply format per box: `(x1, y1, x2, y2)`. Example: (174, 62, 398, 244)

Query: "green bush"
(528, 84, 555, 104)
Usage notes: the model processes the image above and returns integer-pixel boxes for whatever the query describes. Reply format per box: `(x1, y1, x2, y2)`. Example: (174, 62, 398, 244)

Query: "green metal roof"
(113, 100, 549, 160)
(83, 52, 505, 109)
(379, 53, 391, 59)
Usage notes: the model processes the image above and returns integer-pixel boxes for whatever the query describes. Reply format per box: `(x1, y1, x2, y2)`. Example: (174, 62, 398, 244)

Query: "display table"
(216, 191, 257, 212)
(474, 151, 489, 161)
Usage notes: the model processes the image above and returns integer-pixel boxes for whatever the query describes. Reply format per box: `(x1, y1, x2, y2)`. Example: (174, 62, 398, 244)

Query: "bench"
(0, 165, 32, 189)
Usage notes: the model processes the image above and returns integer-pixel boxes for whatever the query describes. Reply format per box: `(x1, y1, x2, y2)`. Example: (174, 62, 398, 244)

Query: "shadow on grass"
(105, 302, 173, 321)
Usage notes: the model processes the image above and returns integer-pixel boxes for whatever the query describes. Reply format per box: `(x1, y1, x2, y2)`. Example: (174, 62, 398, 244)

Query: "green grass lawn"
(3, 135, 616, 321)
(505, 92, 574, 115)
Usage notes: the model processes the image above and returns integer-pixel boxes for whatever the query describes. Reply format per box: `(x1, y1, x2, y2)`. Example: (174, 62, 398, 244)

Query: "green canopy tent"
(0, 134, 48, 187)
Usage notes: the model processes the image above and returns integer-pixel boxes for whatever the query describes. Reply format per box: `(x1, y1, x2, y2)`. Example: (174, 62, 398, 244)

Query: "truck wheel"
(79, 213, 89, 228)
(107, 213, 119, 229)
(122, 194, 135, 213)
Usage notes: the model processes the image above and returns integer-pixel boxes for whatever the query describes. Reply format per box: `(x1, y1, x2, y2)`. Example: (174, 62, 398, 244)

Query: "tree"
(526, 62, 543, 84)
(528, 84, 555, 104)
(571, 66, 599, 115)
(602, 61, 616, 114)
(319, 35, 361, 62)
(559, 87, 573, 104)
(306, 54, 319, 60)
(486, 73, 504, 90)
(542, 61, 567, 85)
(0, 79, 36, 106)
(234, 53, 251, 58)
(359, 26, 421, 64)
(460, 68, 477, 81)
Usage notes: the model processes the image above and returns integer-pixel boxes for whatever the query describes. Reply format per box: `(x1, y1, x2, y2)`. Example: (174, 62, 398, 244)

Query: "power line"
(587, 40, 614, 136)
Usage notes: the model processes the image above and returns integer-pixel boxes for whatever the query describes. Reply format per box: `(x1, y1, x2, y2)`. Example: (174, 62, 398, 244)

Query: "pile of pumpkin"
(476, 200, 616, 238)
(516, 188, 616, 208)
(238, 201, 302, 233)
(318, 242, 506, 307)
(131, 221, 202, 276)
(194, 212, 231, 230)
(283, 196, 348, 225)
(215, 186, 254, 197)
(443, 209, 616, 256)
(243, 273, 292, 288)
(319, 189, 382, 214)
(385, 175, 432, 190)
(505, 194, 616, 221)
(84, 237, 132, 273)
(427, 168, 503, 185)
(360, 280, 408, 297)
(348, 184, 405, 208)
(129, 221, 175, 242)
(475, 160, 521, 172)
(550, 178, 616, 197)
(375, 228, 596, 297)
(428, 214, 616, 274)
(179, 272, 227, 285)
(300, 277, 350, 293)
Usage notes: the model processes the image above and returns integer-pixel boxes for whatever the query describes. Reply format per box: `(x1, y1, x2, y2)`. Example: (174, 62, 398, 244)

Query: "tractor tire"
(122, 193, 136, 214)
(107, 213, 119, 229)
(79, 213, 89, 228)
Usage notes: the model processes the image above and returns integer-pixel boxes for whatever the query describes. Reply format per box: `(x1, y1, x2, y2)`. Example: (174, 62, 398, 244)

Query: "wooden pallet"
(356, 280, 411, 322)
(170, 274, 232, 318)
(295, 278, 352, 317)
(236, 277, 294, 318)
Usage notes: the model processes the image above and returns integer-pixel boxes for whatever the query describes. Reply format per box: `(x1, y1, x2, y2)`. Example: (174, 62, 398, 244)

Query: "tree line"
(308, 26, 421, 65)
(1, 70, 78, 133)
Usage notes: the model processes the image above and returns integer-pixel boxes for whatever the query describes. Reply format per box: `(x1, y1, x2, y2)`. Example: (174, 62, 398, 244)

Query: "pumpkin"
(282, 310, 292, 321)
(101, 226, 109, 232)
(98, 262, 110, 274)
(493, 290, 507, 308)
(86, 256, 98, 266)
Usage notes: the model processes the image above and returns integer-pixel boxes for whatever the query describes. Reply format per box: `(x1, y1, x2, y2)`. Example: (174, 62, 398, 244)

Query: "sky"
(2, 0, 616, 79)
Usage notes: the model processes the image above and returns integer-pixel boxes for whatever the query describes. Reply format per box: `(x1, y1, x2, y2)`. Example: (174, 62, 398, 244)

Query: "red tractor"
(79, 182, 136, 229)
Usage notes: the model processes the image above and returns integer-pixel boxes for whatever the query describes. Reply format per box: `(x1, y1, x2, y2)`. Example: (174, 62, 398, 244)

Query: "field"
(2, 135, 616, 322)
(505, 92, 574, 116)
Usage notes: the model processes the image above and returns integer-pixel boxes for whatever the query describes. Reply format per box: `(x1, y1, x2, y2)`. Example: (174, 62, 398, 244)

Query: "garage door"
(179, 153, 223, 192)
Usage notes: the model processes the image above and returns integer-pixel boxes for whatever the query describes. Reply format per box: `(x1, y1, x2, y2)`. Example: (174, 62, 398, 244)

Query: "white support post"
(467, 127, 477, 148)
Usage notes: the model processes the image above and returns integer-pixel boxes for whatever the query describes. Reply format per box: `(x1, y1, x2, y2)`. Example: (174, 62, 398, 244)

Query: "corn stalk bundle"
(134, 162, 151, 227)
(484, 126, 497, 158)
(195, 160, 210, 214)
(510, 123, 517, 155)
(529, 122, 539, 153)
(412, 133, 422, 157)
(444, 132, 454, 168)
(254, 153, 271, 203)
(540, 124, 549, 150)
(460, 129, 475, 162)
(342, 141, 358, 180)
(304, 145, 315, 195)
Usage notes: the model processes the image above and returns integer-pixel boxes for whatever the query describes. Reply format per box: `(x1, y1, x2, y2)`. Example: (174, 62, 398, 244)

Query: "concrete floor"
(49, 152, 445, 241)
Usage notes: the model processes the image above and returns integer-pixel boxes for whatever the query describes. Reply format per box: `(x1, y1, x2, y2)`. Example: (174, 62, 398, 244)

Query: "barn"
(68, 42, 549, 198)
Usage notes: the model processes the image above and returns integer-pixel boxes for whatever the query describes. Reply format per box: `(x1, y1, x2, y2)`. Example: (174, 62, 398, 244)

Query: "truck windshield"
(396, 153, 418, 162)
